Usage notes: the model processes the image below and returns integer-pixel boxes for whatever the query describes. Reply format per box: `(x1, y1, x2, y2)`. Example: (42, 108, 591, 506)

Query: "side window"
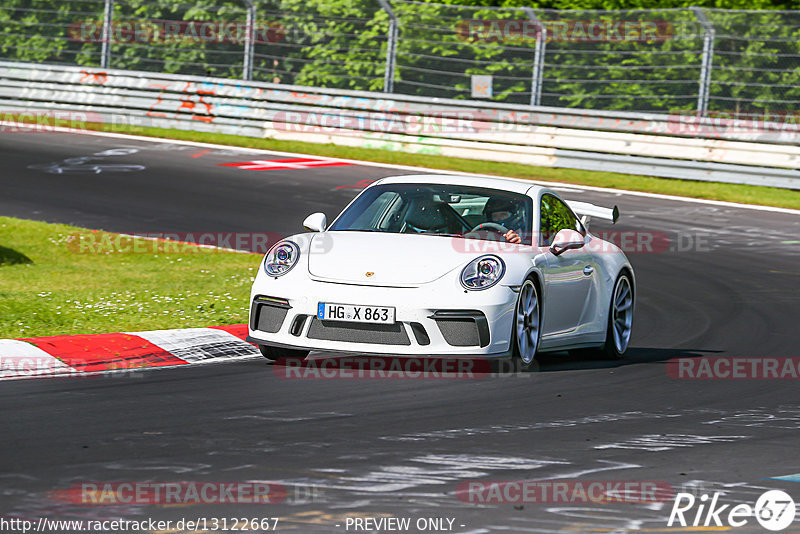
(539, 194, 581, 246)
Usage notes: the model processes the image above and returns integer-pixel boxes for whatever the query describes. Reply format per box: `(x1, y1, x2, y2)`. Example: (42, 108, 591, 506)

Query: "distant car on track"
(246, 174, 635, 368)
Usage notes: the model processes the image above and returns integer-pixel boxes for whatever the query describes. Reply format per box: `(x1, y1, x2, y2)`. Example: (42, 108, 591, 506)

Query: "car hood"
(307, 232, 466, 286)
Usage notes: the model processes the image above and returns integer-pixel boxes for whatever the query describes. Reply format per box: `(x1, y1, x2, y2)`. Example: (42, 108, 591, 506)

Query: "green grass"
(87, 122, 800, 211)
(0, 217, 258, 338)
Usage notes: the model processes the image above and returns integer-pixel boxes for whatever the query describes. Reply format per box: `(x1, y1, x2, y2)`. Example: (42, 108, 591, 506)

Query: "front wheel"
(512, 279, 541, 370)
(600, 273, 634, 359)
(258, 345, 309, 363)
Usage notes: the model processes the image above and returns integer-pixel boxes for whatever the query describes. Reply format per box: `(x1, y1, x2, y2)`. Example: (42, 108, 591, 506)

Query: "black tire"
(258, 345, 309, 363)
(512, 278, 542, 371)
(595, 272, 634, 360)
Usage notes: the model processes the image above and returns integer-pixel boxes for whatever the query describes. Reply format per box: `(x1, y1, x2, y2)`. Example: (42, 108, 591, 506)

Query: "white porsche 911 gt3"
(246, 174, 634, 368)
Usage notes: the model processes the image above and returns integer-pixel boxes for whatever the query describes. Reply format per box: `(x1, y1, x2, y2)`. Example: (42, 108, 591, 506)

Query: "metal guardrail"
(2, 61, 799, 190)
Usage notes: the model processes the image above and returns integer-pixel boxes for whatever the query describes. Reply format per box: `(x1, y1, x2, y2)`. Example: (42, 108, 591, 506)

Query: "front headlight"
(461, 255, 505, 290)
(264, 241, 300, 277)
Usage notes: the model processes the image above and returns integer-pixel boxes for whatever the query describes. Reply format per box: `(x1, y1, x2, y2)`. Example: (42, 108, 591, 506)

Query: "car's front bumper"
(248, 275, 518, 358)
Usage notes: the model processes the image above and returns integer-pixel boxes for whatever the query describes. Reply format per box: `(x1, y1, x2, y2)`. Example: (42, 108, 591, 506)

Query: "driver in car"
(482, 197, 523, 244)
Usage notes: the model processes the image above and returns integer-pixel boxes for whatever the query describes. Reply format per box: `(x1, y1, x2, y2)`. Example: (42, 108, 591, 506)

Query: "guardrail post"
(242, 0, 256, 81)
(523, 8, 546, 107)
(691, 6, 715, 117)
(100, 0, 113, 69)
(377, 0, 398, 93)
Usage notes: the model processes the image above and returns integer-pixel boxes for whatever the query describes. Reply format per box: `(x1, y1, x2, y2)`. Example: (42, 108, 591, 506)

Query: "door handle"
(583, 265, 594, 276)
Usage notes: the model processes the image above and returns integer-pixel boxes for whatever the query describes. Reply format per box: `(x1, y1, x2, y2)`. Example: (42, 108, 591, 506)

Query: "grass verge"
(54, 120, 800, 211)
(0, 216, 256, 338)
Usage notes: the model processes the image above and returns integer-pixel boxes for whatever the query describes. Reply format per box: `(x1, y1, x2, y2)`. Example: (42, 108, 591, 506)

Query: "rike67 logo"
(668, 489, 796, 531)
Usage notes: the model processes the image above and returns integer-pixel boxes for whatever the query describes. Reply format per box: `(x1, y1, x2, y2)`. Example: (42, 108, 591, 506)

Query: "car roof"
(373, 174, 545, 196)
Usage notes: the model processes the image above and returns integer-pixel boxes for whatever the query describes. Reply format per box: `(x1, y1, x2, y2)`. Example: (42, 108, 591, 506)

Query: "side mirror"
(550, 229, 585, 256)
(303, 212, 327, 232)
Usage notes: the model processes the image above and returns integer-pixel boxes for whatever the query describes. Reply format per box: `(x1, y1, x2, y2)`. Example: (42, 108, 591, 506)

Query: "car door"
(539, 193, 595, 335)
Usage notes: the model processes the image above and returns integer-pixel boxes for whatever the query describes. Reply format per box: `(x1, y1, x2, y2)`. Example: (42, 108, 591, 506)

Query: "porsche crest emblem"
(365, 272, 374, 277)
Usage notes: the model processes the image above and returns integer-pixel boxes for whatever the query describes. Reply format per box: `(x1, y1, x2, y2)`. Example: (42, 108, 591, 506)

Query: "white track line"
(47, 126, 800, 216)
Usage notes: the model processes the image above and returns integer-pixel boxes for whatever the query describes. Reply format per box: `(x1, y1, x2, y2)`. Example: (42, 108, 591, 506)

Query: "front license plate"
(317, 303, 395, 324)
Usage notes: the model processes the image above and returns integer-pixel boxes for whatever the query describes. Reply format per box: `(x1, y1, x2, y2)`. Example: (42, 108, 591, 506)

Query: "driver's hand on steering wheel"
(504, 230, 521, 244)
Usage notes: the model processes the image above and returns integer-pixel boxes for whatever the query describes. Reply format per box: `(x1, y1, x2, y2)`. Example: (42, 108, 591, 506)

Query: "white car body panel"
(248, 174, 634, 358)
(307, 233, 465, 286)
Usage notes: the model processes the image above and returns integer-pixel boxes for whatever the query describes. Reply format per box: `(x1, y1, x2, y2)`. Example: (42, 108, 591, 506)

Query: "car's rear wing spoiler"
(566, 201, 620, 225)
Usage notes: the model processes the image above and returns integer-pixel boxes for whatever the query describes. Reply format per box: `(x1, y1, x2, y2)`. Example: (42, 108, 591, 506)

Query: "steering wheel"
(467, 222, 509, 236)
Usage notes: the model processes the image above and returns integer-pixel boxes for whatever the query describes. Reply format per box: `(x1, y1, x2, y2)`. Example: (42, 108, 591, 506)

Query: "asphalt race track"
(2, 131, 800, 533)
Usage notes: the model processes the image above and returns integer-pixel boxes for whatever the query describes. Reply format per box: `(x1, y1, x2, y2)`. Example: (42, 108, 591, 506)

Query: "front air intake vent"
(409, 322, 430, 346)
(437, 319, 480, 347)
(290, 315, 308, 337)
(251, 296, 290, 333)
(307, 319, 411, 345)
(430, 311, 490, 347)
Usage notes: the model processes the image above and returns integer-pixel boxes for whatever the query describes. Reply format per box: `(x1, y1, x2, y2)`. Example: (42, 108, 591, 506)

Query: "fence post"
(242, 0, 256, 81)
(100, 0, 113, 69)
(377, 0, 398, 93)
(691, 6, 715, 116)
(523, 8, 546, 107)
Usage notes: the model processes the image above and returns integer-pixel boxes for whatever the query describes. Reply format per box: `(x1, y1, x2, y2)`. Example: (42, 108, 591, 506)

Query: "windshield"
(329, 183, 534, 245)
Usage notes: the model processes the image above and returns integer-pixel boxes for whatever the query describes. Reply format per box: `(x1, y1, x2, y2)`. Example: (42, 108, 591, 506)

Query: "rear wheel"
(599, 273, 634, 359)
(258, 345, 309, 363)
(512, 279, 541, 370)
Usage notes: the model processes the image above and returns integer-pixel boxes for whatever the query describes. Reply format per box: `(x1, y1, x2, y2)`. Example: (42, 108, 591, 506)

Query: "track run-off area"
(2, 130, 800, 533)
